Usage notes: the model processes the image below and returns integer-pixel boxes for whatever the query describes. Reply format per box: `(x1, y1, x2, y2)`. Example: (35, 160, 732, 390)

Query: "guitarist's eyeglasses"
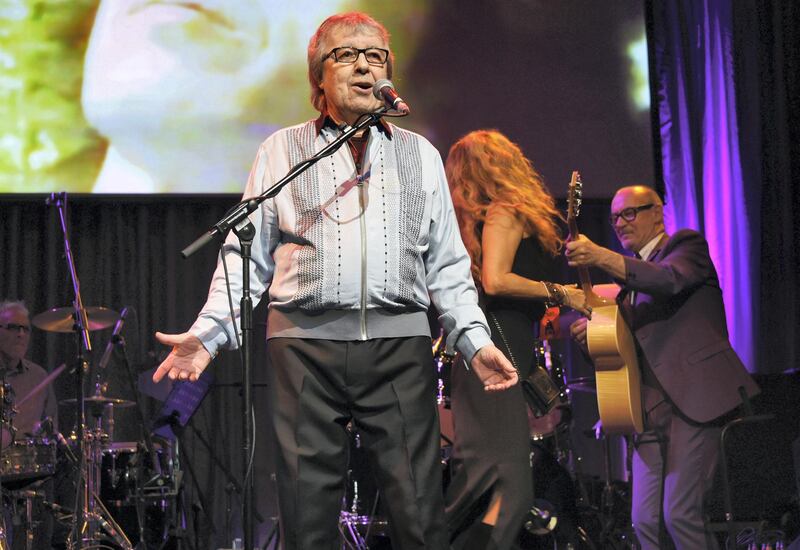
(609, 203, 654, 226)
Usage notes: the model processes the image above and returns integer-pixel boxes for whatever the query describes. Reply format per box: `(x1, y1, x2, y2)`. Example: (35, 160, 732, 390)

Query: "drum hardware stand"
(338, 428, 384, 550)
(16, 489, 41, 550)
(113, 317, 178, 550)
(590, 429, 639, 550)
(339, 514, 370, 550)
(260, 513, 280, 550)
(1, 381, 10, 550)
(64, 405, 134, 550)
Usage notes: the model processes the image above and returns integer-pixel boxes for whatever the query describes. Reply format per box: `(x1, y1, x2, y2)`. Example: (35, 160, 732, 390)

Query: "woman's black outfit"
(445, 236, 558, 550)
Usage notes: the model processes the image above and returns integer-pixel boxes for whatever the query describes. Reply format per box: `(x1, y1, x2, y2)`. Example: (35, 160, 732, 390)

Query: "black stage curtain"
(646, 0, 800, 374)
(731, 0, 800, 374)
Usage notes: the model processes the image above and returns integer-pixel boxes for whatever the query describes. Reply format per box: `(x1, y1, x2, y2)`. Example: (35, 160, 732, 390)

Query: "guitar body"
(566, 174, 644, 434)
(586, 302, 643, 434)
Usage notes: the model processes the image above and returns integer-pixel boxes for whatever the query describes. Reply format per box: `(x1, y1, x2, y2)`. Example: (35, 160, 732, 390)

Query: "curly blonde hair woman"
(447, 129, 563, 282)
(443, 130, 588, 549)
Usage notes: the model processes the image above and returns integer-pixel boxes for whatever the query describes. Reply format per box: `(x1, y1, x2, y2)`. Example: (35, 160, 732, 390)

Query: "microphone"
(33, 416, 55, 437)
(373, 79, 410, 115)
(98, 306, 129, 370)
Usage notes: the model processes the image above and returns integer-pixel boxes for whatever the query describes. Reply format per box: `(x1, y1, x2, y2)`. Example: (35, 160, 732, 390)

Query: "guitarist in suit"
(565, 185, 759, 549)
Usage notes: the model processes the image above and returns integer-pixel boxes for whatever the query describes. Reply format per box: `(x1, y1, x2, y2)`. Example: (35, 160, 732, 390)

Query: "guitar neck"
(568, 215, 604, 306)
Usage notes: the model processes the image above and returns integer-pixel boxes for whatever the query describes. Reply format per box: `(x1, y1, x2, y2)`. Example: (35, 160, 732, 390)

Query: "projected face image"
(82, 0, 343, 192)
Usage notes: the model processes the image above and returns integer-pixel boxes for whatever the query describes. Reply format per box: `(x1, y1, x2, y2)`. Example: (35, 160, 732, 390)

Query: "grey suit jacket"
(616, 229, 759, 424)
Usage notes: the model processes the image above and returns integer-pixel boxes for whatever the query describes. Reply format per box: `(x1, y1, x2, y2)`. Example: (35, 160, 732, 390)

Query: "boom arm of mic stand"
(48, 192, 92, 352)
(180, 109, 387, 259)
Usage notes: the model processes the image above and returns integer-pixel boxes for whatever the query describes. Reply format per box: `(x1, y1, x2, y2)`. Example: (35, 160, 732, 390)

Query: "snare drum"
(0, 437, 57, 483)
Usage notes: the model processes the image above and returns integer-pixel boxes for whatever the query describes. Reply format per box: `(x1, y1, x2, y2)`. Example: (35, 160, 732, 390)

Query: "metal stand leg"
(64, 420, 134, 550)
(0, 497, 10, 550)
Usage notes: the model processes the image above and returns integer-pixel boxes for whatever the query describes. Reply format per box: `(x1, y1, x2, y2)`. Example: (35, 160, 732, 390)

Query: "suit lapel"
(631, 233, 669, 307)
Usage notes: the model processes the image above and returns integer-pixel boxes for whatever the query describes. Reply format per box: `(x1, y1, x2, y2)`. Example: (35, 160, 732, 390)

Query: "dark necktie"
(631, 252, 644, 304)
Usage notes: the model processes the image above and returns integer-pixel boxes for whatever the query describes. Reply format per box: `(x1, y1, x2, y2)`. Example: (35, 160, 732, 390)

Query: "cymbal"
(566, 376, 596, 393)
(32, 306, 119, 333)
(59, 395, 135, 408)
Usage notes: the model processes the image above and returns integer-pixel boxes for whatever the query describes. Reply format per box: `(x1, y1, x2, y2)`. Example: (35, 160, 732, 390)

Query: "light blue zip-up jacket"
(191, 119, 491, 363)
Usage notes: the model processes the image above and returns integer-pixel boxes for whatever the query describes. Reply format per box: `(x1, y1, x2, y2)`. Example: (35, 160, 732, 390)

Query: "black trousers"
(266, 336, 447, 550)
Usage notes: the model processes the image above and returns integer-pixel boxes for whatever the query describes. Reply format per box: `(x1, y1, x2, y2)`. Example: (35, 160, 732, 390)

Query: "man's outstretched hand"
(153, 332, 212, 383)
(470, 345, 518, 391)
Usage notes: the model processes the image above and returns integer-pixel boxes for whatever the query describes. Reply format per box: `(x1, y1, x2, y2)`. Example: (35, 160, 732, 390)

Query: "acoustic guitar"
(566, 171, 643, 434)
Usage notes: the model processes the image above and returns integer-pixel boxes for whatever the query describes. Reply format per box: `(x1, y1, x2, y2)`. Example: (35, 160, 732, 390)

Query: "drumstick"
(15, 363, 67, 407)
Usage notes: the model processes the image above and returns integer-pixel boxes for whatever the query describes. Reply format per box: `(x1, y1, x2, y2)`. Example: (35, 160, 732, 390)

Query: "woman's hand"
(561, 285, 592, 318)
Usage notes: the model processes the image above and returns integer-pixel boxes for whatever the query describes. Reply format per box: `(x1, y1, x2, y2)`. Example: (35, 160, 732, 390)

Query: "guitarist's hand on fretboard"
(565, 234, 626, 280)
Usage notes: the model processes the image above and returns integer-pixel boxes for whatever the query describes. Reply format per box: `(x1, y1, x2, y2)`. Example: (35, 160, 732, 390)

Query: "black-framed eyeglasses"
(0, 323, 31, 334)
(609, 203, 655, 225)
(326, 46, 389, 66)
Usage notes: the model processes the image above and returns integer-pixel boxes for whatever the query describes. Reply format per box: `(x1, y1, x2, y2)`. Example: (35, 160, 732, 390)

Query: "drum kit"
(0, 305, 179, 550)
(337, 336, 637, 550)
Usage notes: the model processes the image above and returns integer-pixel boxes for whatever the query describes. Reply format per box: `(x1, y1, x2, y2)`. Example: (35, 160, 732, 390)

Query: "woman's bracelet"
(542, 281, 566, 307)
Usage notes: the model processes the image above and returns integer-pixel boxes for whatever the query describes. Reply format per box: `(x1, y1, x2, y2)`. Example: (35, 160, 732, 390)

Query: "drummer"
(1, 299, 58, 548)
(0, 300, 58, 446)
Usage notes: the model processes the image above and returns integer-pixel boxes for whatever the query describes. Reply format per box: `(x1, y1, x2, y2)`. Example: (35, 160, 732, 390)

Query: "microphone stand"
(1, 376, 9, 550)
(180, 109, 389, 550)
(47, 192, 95, 547)
(163, 413, 216, 544)
(115, 332, 161, 549)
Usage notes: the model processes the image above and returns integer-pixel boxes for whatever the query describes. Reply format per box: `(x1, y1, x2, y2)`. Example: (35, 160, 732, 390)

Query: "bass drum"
(517, 441, 589, 550)
(100, 441, 172, 548)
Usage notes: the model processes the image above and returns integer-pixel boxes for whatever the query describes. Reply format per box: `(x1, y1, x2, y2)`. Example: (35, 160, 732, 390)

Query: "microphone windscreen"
(373, 79, 394, 100)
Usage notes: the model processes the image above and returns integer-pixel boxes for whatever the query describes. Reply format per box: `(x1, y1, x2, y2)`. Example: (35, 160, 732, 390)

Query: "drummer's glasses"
(0, 323, 30, 333)
(326, 46, 389, 66)
(609, 203, 655, 226)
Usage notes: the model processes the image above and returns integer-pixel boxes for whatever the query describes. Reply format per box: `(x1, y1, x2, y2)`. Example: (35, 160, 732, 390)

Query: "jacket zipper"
(346, 132, 368, 341)
(358, 178, 367, 340)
